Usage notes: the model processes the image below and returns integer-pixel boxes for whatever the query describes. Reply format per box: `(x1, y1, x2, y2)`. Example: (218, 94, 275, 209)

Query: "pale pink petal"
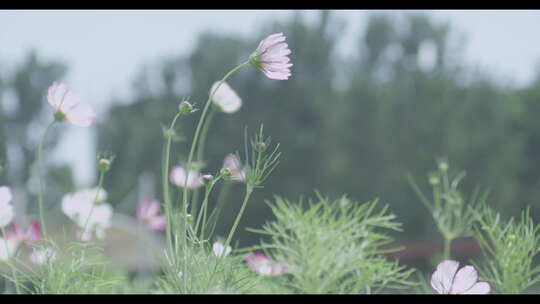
(47, 82, 80, 112)
(147, 216, 166, 231)
(137, 199, 161, 220)
(65, 103, 96, 127)
(262, 69, 291, 81)
(0, 186, 12, 205)
(461, 282, 491, 294)
(271, 264, 286, 276)
(450, 265, 479, 294)
(170, 166, 203, 189)
(4, 222, 24, 244)
(430, 260, 459, 294)
(212, 242, 232, 257)
(211, 82, 242, 114)
(256, 33, 286, 53)
(223, 154, 246, 181)
(25, 220, 42, 245)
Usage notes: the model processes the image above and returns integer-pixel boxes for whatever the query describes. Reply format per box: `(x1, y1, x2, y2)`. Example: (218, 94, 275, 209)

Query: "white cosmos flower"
(212, 242, 232, 257)
(211, 81, 242, 114)
(0, 186, 14, 229)
(47, 81, 96, 127)
(170, 166, 203, 189)
(61, 187, 113, 241)
(431, 260, 491, 294)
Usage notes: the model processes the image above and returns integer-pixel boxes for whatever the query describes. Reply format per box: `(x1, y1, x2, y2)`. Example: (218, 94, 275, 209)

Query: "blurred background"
(2, 9, 540, 273)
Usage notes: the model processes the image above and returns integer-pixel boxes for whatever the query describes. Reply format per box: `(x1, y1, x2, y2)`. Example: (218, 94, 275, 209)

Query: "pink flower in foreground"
(222, 154, 246, 182)
(47, 81, 96, 127)
(5, 220, 42, 246)
(245, 252, 285, 276)
(249, 33, 292, 80)
(0, 186, 14, 229)
(137, 199, 166, 231)
(170, 166, 203, 189)
(431, 260, 490, 294)
(211, 82, 242, 114)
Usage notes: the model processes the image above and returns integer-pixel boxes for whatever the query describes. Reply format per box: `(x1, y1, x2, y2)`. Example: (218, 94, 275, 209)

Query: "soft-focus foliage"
(472, 207, 540, 293)
(247, 194, 415, 293)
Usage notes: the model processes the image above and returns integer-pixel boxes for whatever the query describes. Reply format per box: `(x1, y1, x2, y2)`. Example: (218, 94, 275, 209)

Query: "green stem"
(443, 237, 452, 260)
(162, 112, 182, 263)
(37, 121, 56, 238)
(81, 169, 106, 236)
(190, 108, 217, 219)
(180, 61, 248, 289)
(1, 227, 20, 294)
(223, 186, 253, 250)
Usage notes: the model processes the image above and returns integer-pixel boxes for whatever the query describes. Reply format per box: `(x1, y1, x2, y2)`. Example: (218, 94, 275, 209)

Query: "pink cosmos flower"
(212, 241, 232, 257)
(170, 166, 203, 189)
(47, 81, 96, 127)
(431, 260, 491, 294)
(222, 154, 246, 182)
(249, 33, 292, 80)
(5, 220, 42, 246)
(0, 186, 14, 229)
(137, 199, 166, 231)
(244, 252, 285, 276)
(211, 82, 242, 114)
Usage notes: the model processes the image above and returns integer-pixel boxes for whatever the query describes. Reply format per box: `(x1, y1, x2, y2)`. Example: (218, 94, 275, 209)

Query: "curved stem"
(223, 186, 253, 250)
(37, 121, 56, 238)
(162, 112, 182, 262)
(190, 108, 217, 219)
(179, 61, 248, 291)
(81, 169, 106, 237)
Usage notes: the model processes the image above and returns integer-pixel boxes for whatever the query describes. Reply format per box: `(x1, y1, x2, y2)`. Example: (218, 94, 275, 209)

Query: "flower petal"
(430, 260, 459, 294)
(211, 82, 242, 114)
(450, 265, 479, 294)
(0, 186, 12, 205)
(65, 103, 96, 127)
(461, 282, 491, 294)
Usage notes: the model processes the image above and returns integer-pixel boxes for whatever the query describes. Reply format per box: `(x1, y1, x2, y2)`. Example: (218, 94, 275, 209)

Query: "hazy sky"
(2, 10, 540, 185)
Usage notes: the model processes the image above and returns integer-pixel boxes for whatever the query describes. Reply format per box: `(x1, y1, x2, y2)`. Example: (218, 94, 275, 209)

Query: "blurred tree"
(95, 11, 529, 250)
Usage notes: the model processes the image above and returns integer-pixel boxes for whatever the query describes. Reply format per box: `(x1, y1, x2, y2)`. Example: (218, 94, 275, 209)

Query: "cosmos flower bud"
(186, 214, 193, 223)
(179, 101, 196, 115)
(428, 174, 440, 185)
(97, 153, 115, 173)
(201, 174, 214, 186)
(220, 168, 232, 181)
(253, 142, 267, 153)
(98, 159, 111, 172)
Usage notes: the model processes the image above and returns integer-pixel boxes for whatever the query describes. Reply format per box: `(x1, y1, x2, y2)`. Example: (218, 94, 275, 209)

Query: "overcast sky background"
(2, 10, 540, 185)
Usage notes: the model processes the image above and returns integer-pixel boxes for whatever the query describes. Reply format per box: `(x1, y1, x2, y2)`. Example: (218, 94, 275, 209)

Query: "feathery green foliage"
(247, 194, 415, 293)
(473, 207, 540, 294)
